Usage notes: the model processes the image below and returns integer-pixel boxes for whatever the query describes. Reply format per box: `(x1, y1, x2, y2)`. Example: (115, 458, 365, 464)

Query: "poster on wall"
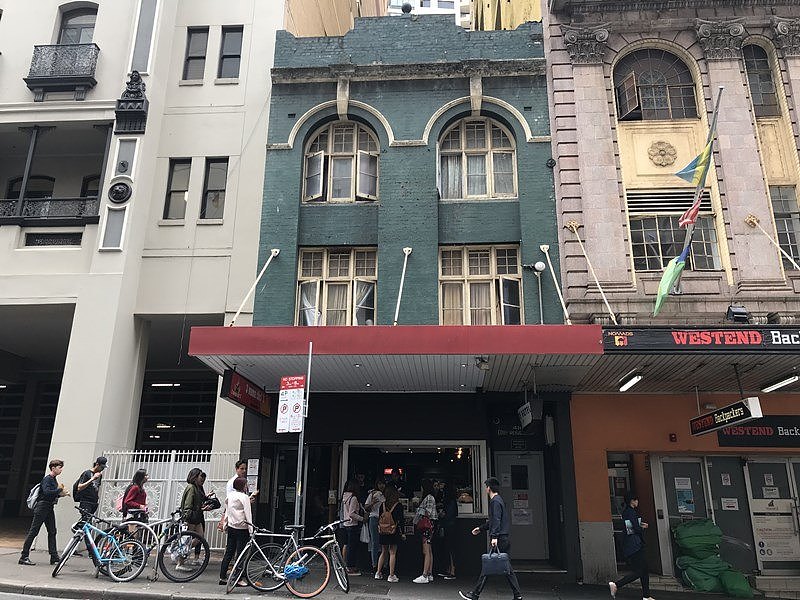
(763, 487, 781, 499)
(721, 498, 739, 511)
(675, 477, 692, 490)
(677, 490, 696, 514)
(512, 508, 533, 526)
(753, 515, 800, 561)
(721, 473, 731, 486)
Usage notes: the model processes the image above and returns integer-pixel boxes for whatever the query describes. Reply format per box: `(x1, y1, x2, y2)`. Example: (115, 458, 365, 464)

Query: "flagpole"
(673, 86, 724, 293)
(745, 214, 800, 271)
(566, 221, 617, 325)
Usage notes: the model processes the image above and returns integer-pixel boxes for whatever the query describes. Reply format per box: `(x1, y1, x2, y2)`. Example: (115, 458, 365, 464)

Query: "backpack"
(26, 483, 41, 509)
(378, 502, 398, 535)
(73, 470, 90, 501)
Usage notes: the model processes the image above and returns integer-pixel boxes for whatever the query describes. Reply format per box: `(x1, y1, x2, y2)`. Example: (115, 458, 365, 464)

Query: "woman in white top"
(341, 479, 366, 576)
(413, 479, 438, 584)
(218, 477, 252, 585)
(364, 479, 386, 575)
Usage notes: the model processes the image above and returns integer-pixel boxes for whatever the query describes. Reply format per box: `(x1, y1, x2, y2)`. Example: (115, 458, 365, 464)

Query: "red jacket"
(123, 484, 147, 511)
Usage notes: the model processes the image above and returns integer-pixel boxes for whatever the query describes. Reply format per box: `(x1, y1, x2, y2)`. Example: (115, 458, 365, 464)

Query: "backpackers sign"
(604, 327, 800, 353)
(690, 397, 762, 436)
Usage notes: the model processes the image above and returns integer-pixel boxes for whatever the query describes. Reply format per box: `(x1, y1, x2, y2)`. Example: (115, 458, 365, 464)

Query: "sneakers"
(387, 574, 399, 582)
(18, 557, 35, 566)
(608, 582, 617, 598)
(439, 572, 456, 580)
(346, 568, 361, 576)
(374, 571, 384, 580)
(643, 597, 656, 600)
(459, 592, 477, 600)
(50, 555, 61, 565)
(175, 564, 195, 572)
(413, 574, 431, 584)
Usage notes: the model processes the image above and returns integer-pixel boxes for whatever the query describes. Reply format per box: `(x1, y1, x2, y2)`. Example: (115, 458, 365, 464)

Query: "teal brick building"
(239, 14, 580, 579)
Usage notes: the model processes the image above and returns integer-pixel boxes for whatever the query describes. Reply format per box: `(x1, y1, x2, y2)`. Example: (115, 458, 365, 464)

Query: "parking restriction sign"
(277, 376, 306, 433)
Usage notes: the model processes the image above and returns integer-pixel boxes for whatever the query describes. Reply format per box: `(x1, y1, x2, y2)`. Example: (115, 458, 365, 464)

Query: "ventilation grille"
(626, 189, 712, 215)
(24, 232, 82, 247)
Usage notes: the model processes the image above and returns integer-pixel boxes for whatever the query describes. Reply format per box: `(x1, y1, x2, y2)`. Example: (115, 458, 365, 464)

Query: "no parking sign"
(276, 375, 306, 433)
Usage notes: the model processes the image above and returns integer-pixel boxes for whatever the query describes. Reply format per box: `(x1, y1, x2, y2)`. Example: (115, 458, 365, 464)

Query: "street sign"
(690, 397, 763, 436)
(277, 375, 306, 434)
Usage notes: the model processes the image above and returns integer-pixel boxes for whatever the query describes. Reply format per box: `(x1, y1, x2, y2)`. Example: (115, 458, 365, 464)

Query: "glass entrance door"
(745, 459, 800, 572)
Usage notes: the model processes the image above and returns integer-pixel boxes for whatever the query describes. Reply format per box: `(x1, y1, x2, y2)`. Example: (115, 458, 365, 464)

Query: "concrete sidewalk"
(0, 548, 736, 600)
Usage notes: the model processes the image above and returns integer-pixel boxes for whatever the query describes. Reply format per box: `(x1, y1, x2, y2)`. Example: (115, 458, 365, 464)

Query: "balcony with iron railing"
(24, 43, 100, 102)
(0, 196, 101, 226)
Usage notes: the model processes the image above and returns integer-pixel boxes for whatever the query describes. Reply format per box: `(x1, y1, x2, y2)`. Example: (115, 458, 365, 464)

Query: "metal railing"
(98, 450, 240, 550)
(0, 197, 100, 220)
(28, 43, 99, 79)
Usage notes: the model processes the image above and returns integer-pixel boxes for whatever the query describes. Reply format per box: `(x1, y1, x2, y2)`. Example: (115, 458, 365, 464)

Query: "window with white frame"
(770, 186, 800, 269)
(303, 122, 379, 203)
(297, 248, 377, 326)
(627, 189, 721, 271)
(439, 118, 517, 200)
(439, 245, 522, 325)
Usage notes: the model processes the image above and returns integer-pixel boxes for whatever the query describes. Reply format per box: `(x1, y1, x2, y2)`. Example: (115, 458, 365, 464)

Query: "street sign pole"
(293, 341, 312, 526)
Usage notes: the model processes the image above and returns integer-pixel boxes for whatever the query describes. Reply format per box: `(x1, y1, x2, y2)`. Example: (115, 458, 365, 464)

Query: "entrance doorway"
(494, 452, 548, 560)
(744, 458, 800, 573)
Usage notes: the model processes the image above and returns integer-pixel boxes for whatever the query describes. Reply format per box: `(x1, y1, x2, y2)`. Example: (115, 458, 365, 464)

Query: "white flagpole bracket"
(540, 244, 571, 325)
(229, 248, 280, 327)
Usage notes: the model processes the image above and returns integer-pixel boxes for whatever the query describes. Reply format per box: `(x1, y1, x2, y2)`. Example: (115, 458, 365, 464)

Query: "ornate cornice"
(695, 18, 747, 60)
(773, 17, 800, 57)
(561, 24, 610, 65)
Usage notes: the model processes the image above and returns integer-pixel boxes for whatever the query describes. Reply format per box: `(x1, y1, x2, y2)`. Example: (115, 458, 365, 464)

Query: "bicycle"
(112, 509, 210, 582)
(52, 508, 147, 582)
(226, 523, 330, 597)
(302, 520, 348, 593)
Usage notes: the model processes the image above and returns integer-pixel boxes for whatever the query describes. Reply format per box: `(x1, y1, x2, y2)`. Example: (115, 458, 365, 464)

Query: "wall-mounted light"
(726, 305, 750, 324)
(619, 371, 643, 392)
(761, 375, 799, 393)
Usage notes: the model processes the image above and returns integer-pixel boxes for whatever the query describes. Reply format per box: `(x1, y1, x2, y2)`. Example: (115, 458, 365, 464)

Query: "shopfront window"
(343, 441, 488, 516)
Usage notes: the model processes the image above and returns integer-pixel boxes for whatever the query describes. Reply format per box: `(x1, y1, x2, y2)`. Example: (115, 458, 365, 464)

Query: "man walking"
(20, 459, 69, 566)
(75, 456, 107, 515)
(459, 477, 522, 600)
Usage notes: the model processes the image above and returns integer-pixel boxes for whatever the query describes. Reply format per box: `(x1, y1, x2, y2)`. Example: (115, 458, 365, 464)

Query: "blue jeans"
(368, 516, 380, 567)
(344, 525, 360, 568)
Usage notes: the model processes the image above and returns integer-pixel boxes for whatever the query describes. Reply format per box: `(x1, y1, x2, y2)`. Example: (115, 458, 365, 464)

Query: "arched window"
(614, 49, 698, 121)
(81, 174, 100, 198)
(303, 122, 379, 203)
(438, 117, 516, 200)
(59, 8, 97, 44)
(5, 176, 55, 200)
(743, 45, 780, 117)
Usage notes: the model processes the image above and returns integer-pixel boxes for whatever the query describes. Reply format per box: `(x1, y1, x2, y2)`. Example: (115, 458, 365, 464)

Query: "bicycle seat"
(284, 525, 305, 531)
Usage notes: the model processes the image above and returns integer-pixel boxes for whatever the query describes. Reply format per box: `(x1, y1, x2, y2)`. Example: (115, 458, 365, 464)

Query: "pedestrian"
(226, 460, 249, 495)
(122, 468, 149, 522)
(365, 478, 386, 575)
(73, 456, 108, 555)
(20, 458, 68, 566)
(609, 492, 653, 600)
(390, 468, 405, 497)
(180, 468, 208, 571)
(376, 483, 405, 582)
(218, 477, 252, 586)
(459, 477, 522, 600)
(412, 478, 438, 584)
(436, 481, 458, 580)
(341, 479, 366, 576)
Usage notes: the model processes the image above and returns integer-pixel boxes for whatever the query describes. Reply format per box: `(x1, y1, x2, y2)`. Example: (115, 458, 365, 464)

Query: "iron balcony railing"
(0, 197, 101, 225)
(25, 44, 100, 101)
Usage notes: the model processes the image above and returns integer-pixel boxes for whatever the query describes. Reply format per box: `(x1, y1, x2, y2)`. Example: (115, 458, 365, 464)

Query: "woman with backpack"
(376, 483, 405, 582)
(341, 479, 366, 576)
(412, 478, 438, 584)
(122, 469, 149, 522)
(364, 478, 386, 575)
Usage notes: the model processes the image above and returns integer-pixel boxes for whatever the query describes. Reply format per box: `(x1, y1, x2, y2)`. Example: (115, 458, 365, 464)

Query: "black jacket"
(621, 505, 645, 558)
(39, 474, 61, 504)
(77, 470, 100, 503)
(479, 494, 510, 538)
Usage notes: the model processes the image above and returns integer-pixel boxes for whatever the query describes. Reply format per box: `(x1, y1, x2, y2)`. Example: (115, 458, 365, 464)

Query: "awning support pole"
(540, 244, 572, 325)
(393, 247, 413, 326)
(294, 341, 312, 526)
(229, 248, 280, 327)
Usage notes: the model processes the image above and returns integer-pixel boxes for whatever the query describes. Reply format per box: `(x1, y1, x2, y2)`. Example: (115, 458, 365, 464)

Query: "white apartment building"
(0, 0, 290, 533)
(387, 0, 471, 27)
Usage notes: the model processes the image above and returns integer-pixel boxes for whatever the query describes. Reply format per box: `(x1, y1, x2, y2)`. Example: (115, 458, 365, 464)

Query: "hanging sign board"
(518, 402, 533, 429)
(277, 375, 306, 434)
(718, 415, 800, 448)
(604, 327, 800, 352)
(220, 370, 271, 417)
(690, 397, 762, 436)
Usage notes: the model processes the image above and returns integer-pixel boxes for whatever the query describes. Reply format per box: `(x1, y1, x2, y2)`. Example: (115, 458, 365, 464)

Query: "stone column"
(773, 17, 800, 155)
(697, 19, 786, 291)
(562, 24, 635, 293)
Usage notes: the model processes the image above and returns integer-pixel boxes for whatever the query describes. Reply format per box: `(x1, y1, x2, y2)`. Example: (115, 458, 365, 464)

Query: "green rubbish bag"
(719, 570, 753, 598)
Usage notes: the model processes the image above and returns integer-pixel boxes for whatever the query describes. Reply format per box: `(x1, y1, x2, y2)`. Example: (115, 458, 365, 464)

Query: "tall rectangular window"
(200, 158, 228, 219)
(183, 27, 209, 81)
(770, 186, 800, 269)
(218, 26, 243, 79)
(163, 159, 191, 220)
(439, 246, 522, 325)
(297, 248, 377, 326)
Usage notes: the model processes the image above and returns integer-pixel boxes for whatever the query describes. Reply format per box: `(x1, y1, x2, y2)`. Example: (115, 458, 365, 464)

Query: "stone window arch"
(743, 44, 780, 118)
(303, 121, 379, 203)
(613, 48, 698, 121)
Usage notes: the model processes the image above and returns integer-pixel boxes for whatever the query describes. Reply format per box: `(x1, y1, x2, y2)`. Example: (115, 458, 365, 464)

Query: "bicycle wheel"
(226, 543, 250, 594)
(328, 541, 349, 593)
(107, 539, 147, 582)
(245, 542, 287, 591)
(51, 534, 81, 577)
(284, 545, 330, 599)
(157, 530, 210, 583)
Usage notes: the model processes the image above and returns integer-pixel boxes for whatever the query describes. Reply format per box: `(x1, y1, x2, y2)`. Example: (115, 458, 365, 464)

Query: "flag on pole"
(653, 245, 690, 317)
(675, 141, 713, 227)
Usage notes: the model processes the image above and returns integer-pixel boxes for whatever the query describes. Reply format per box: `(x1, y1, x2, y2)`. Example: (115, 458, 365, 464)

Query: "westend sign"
(690, 397, 762, 436)
(718, 415, 800, 448)
(605, 327, 800, 352)
(220, 370, 271, 417)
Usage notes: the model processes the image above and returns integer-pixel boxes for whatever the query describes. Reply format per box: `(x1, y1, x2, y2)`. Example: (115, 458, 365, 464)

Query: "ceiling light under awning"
(619, 371, 643, 392)
(761, 374, 800, 394)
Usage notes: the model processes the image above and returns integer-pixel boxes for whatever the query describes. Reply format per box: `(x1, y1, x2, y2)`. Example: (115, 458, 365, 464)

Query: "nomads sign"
(690, 397, 762, 436)
(220, 370, 271, 417)
(276, 376, 306, 434)
(604, 327, 800, 352)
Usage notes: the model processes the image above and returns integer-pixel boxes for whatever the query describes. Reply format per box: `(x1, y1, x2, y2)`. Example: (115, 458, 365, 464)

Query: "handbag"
(480, 547, 511, 576)
(202, 491, 221, 511)
(414, 515, 433, 533)
(360, 523, 371, 544)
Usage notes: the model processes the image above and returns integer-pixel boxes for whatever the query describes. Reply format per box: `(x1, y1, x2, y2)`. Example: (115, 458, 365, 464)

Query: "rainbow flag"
(675, 141, 713, 227)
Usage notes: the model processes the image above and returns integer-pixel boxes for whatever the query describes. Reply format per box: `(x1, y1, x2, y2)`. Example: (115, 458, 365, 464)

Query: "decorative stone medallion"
(108, 182, 132, 204)
(648, 140, 677, 167)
